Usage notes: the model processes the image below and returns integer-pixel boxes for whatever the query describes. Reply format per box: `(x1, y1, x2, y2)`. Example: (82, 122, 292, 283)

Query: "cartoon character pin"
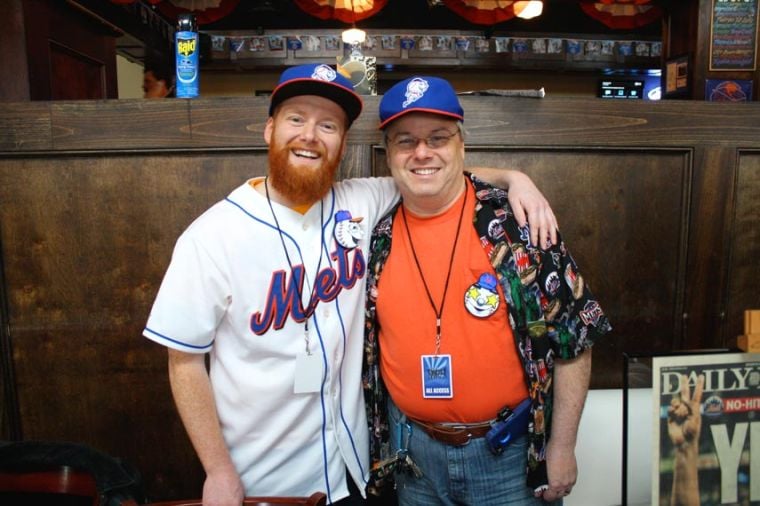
(334, 210, 364, 249)
(464, 273, 500, 318)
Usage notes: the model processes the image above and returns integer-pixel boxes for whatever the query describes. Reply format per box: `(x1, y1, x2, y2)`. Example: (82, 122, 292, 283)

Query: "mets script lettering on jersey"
(250, 247, 366, 334)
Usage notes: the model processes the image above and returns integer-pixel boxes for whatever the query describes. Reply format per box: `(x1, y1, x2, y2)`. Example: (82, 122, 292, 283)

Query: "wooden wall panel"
(49, 42, 107, 101)
(1, 96, 759, 500)
(726, 152, 760, 341)
(681, 146, 737, 350)
(0, 152, 268, 499)
(0, 0, 31, 101)
(22, 0, 118, 101)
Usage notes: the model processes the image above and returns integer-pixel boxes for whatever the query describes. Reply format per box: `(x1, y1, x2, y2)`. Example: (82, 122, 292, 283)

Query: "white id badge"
(294, 352, 323, 394)
(421, 354, 453, 398)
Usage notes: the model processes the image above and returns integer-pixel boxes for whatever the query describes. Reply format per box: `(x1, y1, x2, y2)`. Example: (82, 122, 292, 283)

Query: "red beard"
(268, 138, 341, 206)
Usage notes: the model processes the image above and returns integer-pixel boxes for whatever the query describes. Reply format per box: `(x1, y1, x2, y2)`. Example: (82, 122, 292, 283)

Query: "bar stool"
(0, 465, 101, 505)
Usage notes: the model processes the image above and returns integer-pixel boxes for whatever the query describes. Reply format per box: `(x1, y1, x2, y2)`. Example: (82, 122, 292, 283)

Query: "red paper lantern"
(442, 0, 519, 26)
(579, 0, 663, 30)
(108, 0, 240, 25)
(293, 0, 388, 23)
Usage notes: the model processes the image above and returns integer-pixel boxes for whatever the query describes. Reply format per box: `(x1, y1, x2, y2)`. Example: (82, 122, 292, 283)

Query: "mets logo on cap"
(312, 64, 337, 82)
(403, 77, 430, 108)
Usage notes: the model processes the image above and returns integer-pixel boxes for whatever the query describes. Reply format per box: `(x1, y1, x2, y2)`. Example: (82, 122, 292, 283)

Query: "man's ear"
(156, 80, 169, 97)
(264, 117, 274, 145)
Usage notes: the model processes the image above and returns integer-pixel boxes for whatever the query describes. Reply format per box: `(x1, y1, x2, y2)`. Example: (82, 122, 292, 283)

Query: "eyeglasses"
(388, 130, 460, 153)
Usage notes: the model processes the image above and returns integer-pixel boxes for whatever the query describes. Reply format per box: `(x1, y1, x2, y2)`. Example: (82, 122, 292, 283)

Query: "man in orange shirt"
(363, 76, 612, 504)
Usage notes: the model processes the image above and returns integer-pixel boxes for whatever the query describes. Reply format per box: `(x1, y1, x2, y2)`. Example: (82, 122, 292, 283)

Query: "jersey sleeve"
(334, 177, 399, 227)
(143, 228, 230, 353)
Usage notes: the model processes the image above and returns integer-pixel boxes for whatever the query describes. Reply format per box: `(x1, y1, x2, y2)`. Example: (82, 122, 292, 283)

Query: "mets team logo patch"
(311, 64, 337, 82)
(334, 210, 364, 249)
(403, 77, 429, 108)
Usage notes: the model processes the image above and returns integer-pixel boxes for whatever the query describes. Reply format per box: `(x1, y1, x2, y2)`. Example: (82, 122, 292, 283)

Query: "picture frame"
(705, 79, 753, 102)
(664, 54, 689, 98)
(709, 0, 758, 71)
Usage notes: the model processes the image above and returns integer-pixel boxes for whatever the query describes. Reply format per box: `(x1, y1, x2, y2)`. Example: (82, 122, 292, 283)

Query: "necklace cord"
(400, 178, 468, 355)
(265, 178, 325, 353)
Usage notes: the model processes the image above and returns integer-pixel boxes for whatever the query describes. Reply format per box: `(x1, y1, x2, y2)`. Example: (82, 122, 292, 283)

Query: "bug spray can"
(175, 13, 199, 98)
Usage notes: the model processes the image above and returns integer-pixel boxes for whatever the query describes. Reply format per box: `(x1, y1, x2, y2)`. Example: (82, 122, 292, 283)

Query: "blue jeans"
(388, 399, 559, 506)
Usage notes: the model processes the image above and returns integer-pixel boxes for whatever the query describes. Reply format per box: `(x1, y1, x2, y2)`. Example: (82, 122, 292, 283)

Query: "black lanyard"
(400, 181, 468, 355)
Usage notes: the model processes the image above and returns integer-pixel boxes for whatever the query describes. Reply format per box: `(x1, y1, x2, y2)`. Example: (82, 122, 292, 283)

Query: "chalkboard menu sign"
(710, 0, 758, 71)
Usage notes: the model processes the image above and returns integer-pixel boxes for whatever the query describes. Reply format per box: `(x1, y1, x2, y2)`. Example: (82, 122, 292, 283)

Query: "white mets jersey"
(144, 177, 398, 503)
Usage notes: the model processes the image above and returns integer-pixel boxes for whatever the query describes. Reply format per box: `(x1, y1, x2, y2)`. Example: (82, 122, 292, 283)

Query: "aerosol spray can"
(175, 13, 199, 98)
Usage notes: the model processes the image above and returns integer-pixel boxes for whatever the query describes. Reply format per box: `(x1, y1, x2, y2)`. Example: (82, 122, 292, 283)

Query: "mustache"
(288, 142, 326, 158)
(267, 139, 340, 205)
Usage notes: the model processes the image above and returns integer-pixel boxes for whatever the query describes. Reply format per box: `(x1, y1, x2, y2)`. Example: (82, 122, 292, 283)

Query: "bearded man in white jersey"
(144, 63, 558, 506)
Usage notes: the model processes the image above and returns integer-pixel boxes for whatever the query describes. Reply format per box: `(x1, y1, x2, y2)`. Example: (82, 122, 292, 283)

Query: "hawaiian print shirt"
(362, 173, 612, 493)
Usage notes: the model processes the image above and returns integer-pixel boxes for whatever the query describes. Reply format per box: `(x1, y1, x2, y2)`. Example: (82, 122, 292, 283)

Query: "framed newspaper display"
(652, 352, 760, 505)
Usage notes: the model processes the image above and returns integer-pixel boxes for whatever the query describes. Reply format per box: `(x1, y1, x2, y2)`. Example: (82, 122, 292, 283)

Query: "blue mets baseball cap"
(269, 63, 363, 125)
(378, 76, 464, 129)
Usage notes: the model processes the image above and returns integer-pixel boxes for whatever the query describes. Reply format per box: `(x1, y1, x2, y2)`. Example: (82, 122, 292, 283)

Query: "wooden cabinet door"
(23, 0, 117, 101)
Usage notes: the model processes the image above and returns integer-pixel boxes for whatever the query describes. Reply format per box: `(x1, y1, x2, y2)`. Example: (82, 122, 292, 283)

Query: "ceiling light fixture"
(514, 0, 543, 20)
(342, 27, 366, 45)
(341, 0, 366, 45)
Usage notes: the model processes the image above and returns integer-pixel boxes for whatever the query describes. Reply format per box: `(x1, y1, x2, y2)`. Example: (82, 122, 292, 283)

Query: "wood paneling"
(726, 152, 760, 342)
(1, 96, 759, 500)
(0, 0, 31, 102)
(0, 152, 268, 500)
(49, 43, 107, 101)
(22, 0, 118, 101)
(462, 149, 691, 386)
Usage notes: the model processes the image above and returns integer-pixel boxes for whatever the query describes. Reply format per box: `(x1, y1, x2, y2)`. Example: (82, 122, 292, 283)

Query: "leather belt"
(409, 418, 493, 446)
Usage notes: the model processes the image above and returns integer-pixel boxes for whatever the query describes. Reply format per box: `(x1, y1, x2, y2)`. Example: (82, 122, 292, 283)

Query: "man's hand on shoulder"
(467, 167, 558, 249)
(503, 170, 558, 249)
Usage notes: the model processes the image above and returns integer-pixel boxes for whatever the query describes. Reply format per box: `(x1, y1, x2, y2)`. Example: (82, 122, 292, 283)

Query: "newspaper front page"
(652, 353, 760, 505)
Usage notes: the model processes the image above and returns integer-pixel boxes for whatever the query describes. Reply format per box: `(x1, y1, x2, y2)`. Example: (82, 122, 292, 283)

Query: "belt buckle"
(451, 425, 479, 446)
(420, 420, 487, 447)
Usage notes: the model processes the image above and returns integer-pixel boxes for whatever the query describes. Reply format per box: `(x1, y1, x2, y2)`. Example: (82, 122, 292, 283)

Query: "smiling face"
(264, 95, 348, 207)
(385, 112, 466, 216)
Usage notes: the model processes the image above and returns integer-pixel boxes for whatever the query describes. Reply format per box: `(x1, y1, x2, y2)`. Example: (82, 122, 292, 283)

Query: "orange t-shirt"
(377, 180, 528, 423)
